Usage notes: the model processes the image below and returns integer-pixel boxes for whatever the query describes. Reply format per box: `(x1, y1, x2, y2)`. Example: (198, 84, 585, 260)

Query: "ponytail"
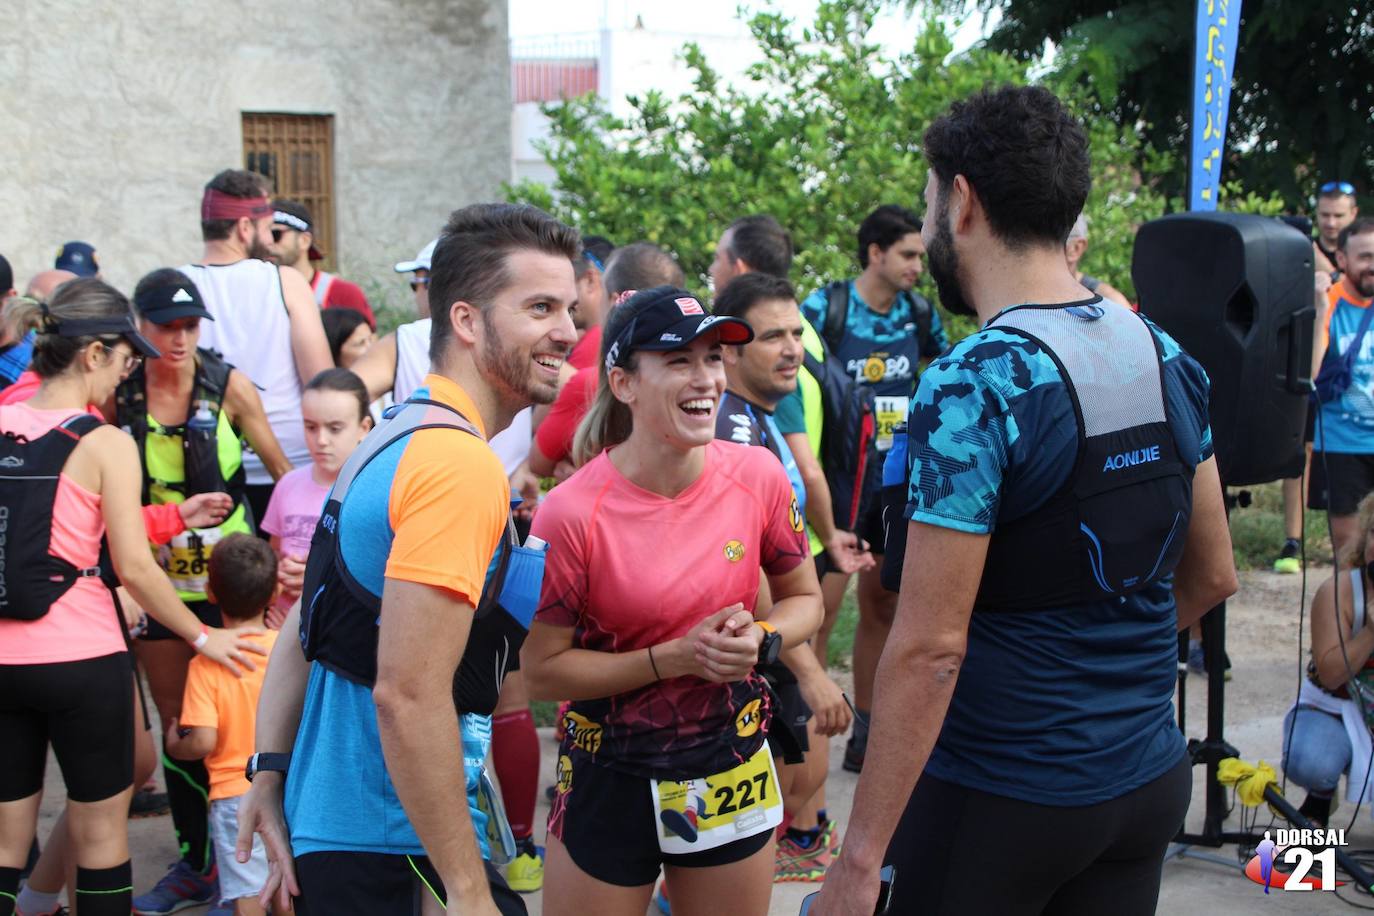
(572, 371, 633, 467)
(0, 297, 43, 346)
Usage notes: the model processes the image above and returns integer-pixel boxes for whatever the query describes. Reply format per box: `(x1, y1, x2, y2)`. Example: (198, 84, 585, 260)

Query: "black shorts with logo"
(548, 754, 773, 887)
(294, 851, 525, 916)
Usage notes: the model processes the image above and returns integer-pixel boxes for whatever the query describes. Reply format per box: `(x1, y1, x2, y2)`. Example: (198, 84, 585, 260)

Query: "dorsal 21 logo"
(1244, 829, 1347, 893)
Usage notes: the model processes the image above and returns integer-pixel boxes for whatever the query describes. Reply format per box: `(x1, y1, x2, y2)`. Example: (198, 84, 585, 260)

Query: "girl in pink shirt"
(262, 368, 373, 626)
(523, 286, 823, 916)
(0, 281, 266, 916)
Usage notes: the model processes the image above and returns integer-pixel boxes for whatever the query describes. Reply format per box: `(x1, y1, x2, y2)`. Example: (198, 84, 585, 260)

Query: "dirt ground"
(35, 568, 1374, 914)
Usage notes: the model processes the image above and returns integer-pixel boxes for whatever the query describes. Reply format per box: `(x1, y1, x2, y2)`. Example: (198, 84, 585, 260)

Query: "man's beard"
(480, 309, 559, 408)
(248, 235, 275, 262)
(1354, 269, 1374, 299)
(927, 201, 974, 318)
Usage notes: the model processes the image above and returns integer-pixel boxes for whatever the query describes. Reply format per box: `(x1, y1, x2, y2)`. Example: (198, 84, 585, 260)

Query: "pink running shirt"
(0, 403, 124, 664)
(532, 439, 808, 779)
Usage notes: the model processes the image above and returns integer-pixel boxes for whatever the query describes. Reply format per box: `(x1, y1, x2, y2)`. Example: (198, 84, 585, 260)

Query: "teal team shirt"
(800, 281, 947, 457)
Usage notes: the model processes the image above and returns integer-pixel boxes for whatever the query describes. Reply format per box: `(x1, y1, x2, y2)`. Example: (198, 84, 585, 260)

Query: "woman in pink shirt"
(0, 280, 265, 916)
(523, 286, 823, 916)
(262, 367, 373, 626)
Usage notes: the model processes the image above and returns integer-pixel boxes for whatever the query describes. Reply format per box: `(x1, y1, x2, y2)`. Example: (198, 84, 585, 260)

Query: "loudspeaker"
(1133, 212, 1314, 487)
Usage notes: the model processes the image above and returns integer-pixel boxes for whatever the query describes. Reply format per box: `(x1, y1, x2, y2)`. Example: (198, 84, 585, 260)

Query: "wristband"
(191, 624, 209, 650)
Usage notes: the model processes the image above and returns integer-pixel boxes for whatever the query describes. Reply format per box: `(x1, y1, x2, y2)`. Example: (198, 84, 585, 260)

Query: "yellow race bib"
(650, 741, 782, 854)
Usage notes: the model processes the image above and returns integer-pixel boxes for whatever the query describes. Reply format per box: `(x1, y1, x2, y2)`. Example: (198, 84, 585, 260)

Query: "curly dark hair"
(922, 85, 1091, 250)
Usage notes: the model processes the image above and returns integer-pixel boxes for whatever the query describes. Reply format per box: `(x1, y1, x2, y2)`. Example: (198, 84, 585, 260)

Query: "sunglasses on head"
(1321, 181, 1356, 196)
(584, 250, 605, 273)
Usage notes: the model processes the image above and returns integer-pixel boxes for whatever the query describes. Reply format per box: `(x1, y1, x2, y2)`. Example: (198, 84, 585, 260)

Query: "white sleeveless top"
(179, 260, 309, 484)
(393, 318, 432, 404)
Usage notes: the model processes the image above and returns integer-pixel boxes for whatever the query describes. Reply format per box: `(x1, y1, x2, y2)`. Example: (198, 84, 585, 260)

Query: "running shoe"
(132, 860, 217, 915)
(128, 786, 170, 819)
(654, 882, 671, 915)
(842, 737, 864, 774)
(15, 901, 68, 916)
(505, 840, 544, 894)
(820, 818, 843, 857)
(774, 831, 830, 882)
(1274, 538, 1301, 574)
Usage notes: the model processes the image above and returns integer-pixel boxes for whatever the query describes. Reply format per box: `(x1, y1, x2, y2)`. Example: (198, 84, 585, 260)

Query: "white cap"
(394, 238, 438, 273)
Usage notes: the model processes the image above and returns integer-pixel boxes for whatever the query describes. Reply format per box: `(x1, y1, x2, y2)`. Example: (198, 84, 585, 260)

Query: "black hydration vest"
(0, 414, 105, 620)
(115, 349, 248, 513)
(974, 302, 1194, 610)
(298, 397, 537, 716)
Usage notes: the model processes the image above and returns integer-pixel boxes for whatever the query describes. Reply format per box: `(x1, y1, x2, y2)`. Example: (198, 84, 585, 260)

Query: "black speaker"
(1133, 212, 1314, 486)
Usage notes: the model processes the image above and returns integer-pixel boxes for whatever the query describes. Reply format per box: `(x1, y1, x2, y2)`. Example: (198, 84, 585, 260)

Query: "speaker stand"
(1166, 600, 1265, 868)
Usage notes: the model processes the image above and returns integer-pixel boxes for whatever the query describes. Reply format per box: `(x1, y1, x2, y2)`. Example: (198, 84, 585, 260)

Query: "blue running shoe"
(132, 860, 217, 915)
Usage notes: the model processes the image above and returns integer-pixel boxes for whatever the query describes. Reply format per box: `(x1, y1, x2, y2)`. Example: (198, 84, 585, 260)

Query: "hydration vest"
(975, 303, 1194, 610)
(298, 397, 544, 716)
(0, 414, 105, 620)
(115, 349, 247, 512)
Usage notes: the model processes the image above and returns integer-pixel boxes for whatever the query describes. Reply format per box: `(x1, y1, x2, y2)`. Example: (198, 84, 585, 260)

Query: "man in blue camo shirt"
(812, 86, 1239, 916)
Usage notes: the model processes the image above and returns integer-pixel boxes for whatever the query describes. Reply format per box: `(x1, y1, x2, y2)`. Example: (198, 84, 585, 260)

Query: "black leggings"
(0, 652, 134, 803)
(884, 752, 1191, 916)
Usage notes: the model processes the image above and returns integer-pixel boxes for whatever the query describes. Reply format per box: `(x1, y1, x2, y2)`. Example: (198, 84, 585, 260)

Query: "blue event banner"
(1189, 0, 1243, 211)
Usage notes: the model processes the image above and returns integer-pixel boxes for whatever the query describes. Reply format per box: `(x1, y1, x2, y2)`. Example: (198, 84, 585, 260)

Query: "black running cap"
(42, 306, 161, 359)
(604, 285, 753, 374)
(134, 281, 214, 325)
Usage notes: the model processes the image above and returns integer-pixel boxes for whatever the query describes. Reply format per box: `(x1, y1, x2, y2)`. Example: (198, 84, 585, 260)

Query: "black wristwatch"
(755, 620, 782, 666)
(245, 752, 291, 782)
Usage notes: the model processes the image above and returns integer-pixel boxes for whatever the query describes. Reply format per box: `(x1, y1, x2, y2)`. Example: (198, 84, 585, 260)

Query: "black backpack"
(0, 414, 106, 620)
(791, 282, 875, 532)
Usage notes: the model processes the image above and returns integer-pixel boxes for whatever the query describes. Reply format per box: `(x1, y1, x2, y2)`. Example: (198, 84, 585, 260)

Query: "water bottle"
(183, 400, 223, 496)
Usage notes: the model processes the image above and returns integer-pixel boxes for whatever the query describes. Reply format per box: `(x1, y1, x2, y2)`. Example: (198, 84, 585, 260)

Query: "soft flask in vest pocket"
(497, 532, 547, 632)
(879, 425, 910, 593)
(182, 403, 225, 497)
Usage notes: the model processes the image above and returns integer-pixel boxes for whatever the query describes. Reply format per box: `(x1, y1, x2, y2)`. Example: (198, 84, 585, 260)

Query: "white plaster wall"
(0, 0, 511, 306)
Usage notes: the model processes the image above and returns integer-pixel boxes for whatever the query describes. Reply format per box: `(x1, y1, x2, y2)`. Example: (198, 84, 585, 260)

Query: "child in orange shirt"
(165, 534, 281, 915)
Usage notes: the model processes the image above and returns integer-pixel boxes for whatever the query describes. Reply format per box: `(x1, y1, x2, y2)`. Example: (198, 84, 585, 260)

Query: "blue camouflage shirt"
(802, 282, 947, 455)
(904, 306, 1211, 805)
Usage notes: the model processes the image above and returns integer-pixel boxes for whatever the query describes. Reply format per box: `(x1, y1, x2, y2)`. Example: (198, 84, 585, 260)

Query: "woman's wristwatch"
(755, 620, 782, 666)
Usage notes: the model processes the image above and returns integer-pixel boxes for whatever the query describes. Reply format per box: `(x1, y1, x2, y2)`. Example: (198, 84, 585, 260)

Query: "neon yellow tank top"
(144, 407, 251, 602)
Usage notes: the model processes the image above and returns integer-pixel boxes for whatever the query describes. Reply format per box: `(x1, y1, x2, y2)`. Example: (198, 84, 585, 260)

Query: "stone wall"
(1, 0, 511, 317)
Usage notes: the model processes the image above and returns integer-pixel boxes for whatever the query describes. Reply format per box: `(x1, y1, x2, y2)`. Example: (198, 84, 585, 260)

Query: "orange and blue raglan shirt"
(286, 374, 511, 859)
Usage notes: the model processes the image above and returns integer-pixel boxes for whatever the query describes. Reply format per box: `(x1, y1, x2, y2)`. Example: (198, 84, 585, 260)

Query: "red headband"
(201, 188, 272, 222)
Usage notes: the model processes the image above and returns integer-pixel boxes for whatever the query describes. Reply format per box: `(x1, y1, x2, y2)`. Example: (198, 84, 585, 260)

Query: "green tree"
(510, 0, 1194, 335)
(938, 0, 1373, 211)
